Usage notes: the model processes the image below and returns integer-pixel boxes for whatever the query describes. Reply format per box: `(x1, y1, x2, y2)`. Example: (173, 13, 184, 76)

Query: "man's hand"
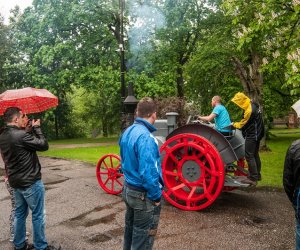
(154, 201, 161, 206)
(32, 119, 41, 127)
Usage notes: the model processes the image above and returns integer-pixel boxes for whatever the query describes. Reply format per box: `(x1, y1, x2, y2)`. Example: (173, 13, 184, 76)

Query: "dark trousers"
(245, 138, 261, 181)
(295, 188, 300, 250)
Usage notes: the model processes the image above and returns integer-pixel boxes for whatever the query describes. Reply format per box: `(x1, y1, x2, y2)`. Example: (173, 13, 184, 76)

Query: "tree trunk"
(102, 117, 108, 137)
(232, 51, 268, 150)
(176, 66, 184, 98)
(54, 111, 59, 139)
(232, 51, 263, 107)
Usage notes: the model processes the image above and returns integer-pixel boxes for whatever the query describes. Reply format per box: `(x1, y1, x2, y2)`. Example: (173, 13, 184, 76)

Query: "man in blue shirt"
(120, 97, 164, 250)
(198, 95, 232, 136)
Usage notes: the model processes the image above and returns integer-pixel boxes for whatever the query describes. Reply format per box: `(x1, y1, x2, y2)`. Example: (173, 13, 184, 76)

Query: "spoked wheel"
(223, 158, 248, 192)
(96, 154, 123, 195)
(160, 133, 225, 211)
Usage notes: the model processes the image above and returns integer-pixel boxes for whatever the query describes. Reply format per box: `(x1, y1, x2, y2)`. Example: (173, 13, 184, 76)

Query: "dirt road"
(0, 157, 295, 250)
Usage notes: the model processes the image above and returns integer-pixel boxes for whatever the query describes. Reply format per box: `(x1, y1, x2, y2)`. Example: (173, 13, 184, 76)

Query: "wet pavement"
(0, 156, 295, 250)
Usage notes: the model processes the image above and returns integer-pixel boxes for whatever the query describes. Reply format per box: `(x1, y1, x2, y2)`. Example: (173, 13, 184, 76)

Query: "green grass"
(48, 136, 119, 145)
(39, 145, 120, 164)
(40, 130, 300, 188)
(259, 129, 300, 188)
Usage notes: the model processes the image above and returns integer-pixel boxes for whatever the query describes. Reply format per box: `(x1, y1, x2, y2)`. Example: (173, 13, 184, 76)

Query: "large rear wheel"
(160, 133, 225, 211)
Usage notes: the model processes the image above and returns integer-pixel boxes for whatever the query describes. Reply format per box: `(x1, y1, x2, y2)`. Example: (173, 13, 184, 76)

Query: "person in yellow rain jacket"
(231, 92, 264, 186)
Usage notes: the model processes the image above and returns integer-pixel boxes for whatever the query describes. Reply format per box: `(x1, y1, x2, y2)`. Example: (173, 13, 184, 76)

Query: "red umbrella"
(0, 87, 58, 115)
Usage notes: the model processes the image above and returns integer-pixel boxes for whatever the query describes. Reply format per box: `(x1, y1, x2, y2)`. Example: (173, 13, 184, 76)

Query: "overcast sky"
(0, 0, 32, 23)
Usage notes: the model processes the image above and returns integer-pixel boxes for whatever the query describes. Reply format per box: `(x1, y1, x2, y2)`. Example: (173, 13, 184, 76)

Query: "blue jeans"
(122, 185, 162, 250)
(13, 180, 48, 250)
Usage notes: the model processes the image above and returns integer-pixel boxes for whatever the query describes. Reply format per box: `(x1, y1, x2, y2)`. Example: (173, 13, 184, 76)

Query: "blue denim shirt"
(119, 118, 164, 201)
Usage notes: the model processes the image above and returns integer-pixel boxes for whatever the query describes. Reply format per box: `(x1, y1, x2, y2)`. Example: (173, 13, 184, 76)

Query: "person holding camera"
(0, 107, 61, 250)
(2, 113, 30, 243)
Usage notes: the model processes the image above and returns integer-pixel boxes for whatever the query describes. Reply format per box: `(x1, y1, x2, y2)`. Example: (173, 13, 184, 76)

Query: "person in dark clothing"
(231, 92, 264, 186)
(2, 114, 30, 243)
(283, 140, 300, 250)
(0, 107, 61, 250)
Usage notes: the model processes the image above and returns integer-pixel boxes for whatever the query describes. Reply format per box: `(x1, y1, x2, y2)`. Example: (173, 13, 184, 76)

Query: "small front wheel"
(96, 154, 123, 195)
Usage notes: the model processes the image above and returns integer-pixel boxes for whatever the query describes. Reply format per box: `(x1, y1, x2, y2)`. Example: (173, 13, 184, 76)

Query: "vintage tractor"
(96, 113, 249, 211)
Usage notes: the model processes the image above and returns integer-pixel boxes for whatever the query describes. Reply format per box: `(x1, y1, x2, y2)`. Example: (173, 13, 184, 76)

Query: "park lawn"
(39, 145, 120, 164)
(259, 128, 300, 188)
(39, 129, 300, 188)
(48, 136, 119, 145)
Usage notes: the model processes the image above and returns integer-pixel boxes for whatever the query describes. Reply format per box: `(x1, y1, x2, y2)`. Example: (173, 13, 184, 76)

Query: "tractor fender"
(166, 124, 239, 165)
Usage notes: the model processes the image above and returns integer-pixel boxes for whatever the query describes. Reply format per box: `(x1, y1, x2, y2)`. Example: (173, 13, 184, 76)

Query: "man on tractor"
(198, 95, 232, 137)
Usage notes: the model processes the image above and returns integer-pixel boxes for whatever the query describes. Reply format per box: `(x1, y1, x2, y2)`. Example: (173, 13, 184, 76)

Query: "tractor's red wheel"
(160, 133, 225, 211)
(223, 159, 248, 192)
(96, 154, 123, 195)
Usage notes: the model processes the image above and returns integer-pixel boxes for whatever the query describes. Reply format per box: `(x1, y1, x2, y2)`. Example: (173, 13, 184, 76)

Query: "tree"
(0, 15, 9, 92)
(153, 0, 214, 98)
(4, 0, 123, 138)
(222, 0, 300, 103)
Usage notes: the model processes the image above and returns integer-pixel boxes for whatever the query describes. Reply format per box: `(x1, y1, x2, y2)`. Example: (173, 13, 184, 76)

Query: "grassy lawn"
(259, 128, 300, 188)
(48, 136, 119, 144)
(39, 129, 300, 188)
(39, 145, 120, 164)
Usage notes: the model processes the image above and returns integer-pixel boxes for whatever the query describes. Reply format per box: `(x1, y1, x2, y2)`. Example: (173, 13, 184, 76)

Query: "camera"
(27, 119, 32, 127)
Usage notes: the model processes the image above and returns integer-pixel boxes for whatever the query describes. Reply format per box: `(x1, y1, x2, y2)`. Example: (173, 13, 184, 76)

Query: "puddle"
(63, 200, 124, 229)
(243, 216, 268, 226)
(84, 214, 116, 227)
(93, 201, 123, 212)
(86, 228, 123, 243)
(45, 178, 69, 186)
(45, 186, 56, 191)
(87, 233, 111, 243)
(108, 227, 123, 237)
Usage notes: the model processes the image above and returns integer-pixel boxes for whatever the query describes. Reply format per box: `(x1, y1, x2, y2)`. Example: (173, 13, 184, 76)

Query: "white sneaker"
(9, 232, 30, 242)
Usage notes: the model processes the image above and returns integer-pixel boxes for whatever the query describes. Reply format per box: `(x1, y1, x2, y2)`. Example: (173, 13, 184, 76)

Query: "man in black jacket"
(231, 92, 265, 186)
(0, 107, 60, 250)
(284, 140, 300, 250)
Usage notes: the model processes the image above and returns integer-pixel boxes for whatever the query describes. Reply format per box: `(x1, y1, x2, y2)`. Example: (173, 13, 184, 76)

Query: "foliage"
(67, 67, 121, 137)
(1, 0, 299, 140)
(185, 8, 242, 116)
(3, 0, 123, 138)
(222, 0, 300, 92)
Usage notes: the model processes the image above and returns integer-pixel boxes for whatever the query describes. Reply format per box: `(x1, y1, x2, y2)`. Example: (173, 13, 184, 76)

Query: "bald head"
(211, 96, 222, 107)
(212, 96, 221, 103)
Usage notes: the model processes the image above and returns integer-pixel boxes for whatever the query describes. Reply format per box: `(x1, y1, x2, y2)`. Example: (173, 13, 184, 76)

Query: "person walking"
(283, 139, 300, 250)
(231, 92, 264, 186)
(0, 107, 61, 250)
(198, 95, 232, 136)
(119, 97, 164, 250)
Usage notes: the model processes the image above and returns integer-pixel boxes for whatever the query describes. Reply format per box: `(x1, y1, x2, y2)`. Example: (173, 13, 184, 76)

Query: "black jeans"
(245, 138, 261, 181)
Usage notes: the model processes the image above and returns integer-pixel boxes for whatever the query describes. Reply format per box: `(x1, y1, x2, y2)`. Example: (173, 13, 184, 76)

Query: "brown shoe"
(241, 178, 257, 186)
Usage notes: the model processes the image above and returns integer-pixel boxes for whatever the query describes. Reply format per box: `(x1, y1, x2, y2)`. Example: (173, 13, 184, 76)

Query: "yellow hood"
(231, 92, 250, 111)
